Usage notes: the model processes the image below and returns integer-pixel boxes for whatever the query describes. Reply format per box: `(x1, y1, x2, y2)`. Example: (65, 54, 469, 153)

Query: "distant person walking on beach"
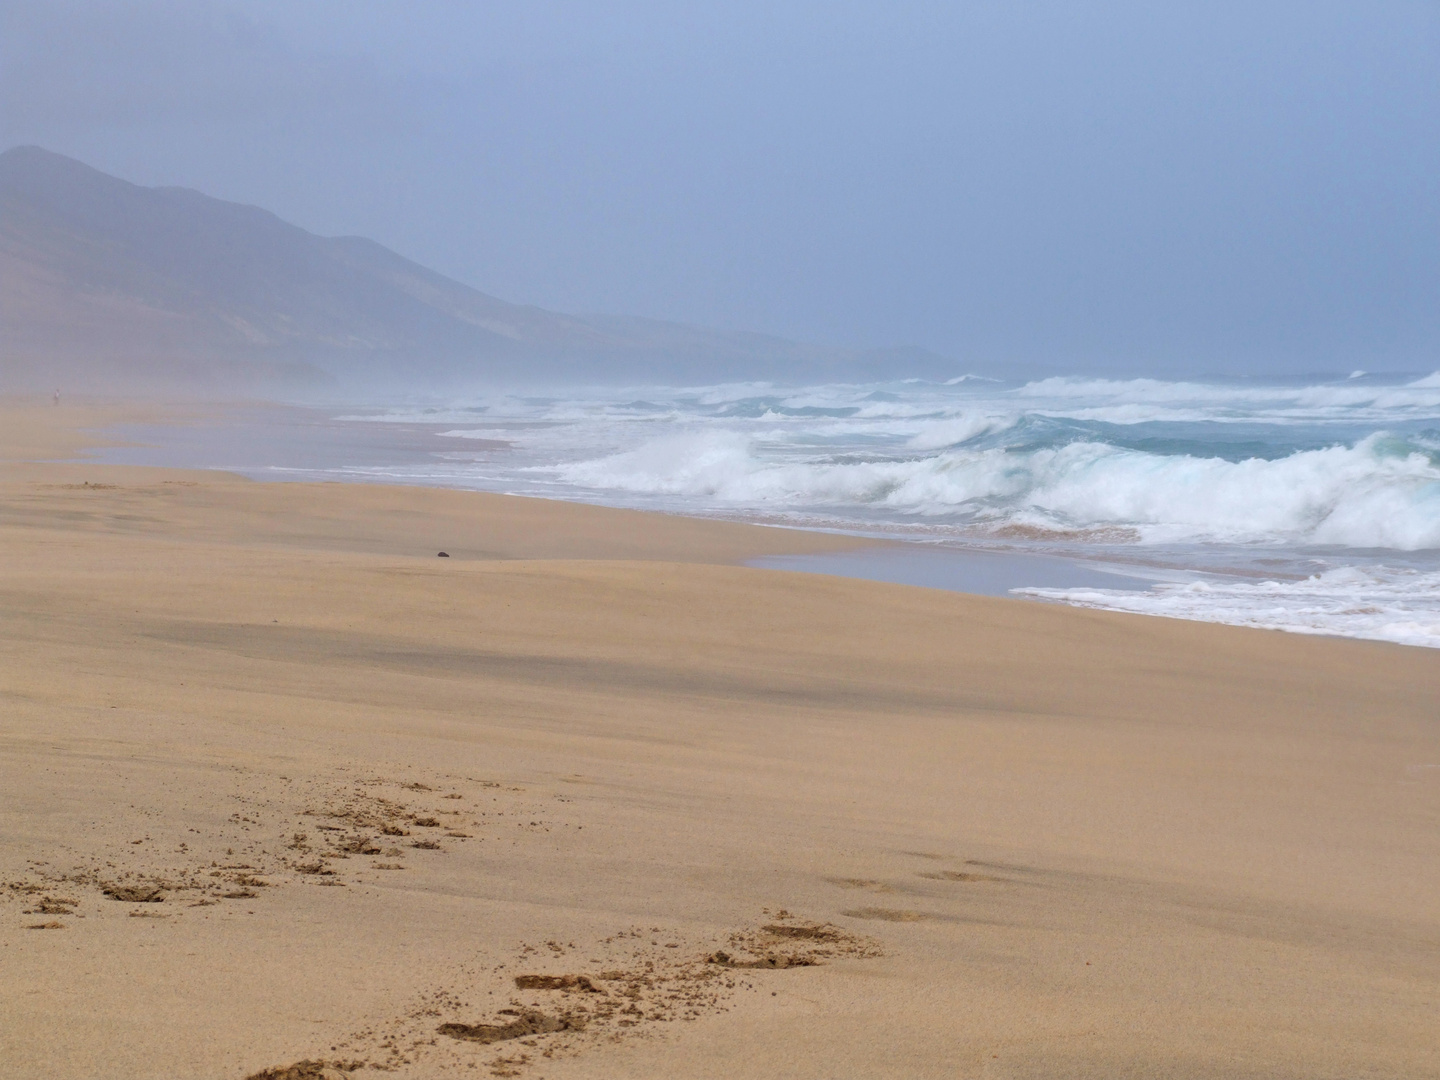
(53, 389, 60, 406)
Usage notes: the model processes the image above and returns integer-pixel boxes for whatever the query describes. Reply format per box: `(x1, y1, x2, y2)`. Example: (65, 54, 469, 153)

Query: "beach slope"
(1, 403, 1437, 1079)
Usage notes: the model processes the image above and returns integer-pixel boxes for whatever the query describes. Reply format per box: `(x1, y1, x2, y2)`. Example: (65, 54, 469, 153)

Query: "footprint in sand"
(102, 883, 165, 903)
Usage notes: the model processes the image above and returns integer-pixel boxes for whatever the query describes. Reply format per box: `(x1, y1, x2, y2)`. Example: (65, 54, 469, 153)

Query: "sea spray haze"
(7, 3, 1437, 381)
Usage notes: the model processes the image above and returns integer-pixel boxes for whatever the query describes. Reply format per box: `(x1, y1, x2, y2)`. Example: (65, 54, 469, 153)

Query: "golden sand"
(1, 401, 1436, 1079)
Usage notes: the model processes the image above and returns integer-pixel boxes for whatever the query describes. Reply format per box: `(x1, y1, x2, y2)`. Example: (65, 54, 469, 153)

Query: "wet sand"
(1, 400, 1437, 1079)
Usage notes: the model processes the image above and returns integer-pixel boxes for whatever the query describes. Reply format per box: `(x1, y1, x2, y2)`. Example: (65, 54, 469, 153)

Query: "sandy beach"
(2, 400, 1437, 1080)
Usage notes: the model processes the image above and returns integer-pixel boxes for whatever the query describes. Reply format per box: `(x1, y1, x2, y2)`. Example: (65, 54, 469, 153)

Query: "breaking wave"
(558, 431, 1440, 549)
(358, 369, 1440, 645)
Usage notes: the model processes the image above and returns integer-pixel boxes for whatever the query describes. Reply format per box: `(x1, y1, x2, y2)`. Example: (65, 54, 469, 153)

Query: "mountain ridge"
(0, 146, 955, 395)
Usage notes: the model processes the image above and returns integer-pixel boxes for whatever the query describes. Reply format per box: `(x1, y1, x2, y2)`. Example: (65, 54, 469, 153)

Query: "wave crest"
(557, 432, 1440, 549)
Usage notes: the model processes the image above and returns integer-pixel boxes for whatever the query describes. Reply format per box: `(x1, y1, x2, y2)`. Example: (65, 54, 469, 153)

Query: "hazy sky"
(2, 1, 1437, 376)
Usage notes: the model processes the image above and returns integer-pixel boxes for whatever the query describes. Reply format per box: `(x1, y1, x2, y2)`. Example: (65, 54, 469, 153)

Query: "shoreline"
(0, 398, 874, 565)
(74, 396, 1440, 649)
(2, 398, 1438, 1078)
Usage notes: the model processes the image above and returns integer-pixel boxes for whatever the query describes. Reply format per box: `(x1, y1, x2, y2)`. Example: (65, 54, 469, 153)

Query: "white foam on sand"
(1017, 566, 1440, 648)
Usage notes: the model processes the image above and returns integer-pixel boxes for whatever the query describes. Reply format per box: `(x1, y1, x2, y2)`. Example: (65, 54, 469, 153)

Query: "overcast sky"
(2, 1, 1437, 376)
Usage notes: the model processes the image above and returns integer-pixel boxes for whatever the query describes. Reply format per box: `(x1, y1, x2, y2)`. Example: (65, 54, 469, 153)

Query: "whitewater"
(323, 371, 1440, 647)
(108, 371, 1440, 648)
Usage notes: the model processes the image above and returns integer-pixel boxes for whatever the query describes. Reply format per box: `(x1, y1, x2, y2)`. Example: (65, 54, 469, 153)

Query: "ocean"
(100, 371, 1440, 647)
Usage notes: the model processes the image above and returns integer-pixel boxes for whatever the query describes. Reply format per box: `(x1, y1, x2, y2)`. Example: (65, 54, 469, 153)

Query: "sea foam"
(1017, 566, 1440, 649)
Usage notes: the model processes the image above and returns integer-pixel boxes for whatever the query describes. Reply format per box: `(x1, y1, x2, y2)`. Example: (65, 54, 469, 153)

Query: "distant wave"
(1013, 373, 1440, 418)
(358, 369, 1440, 428)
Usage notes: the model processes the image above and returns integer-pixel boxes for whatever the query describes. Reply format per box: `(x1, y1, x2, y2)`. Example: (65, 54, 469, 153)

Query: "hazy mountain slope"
(0, 147, 953, 394)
